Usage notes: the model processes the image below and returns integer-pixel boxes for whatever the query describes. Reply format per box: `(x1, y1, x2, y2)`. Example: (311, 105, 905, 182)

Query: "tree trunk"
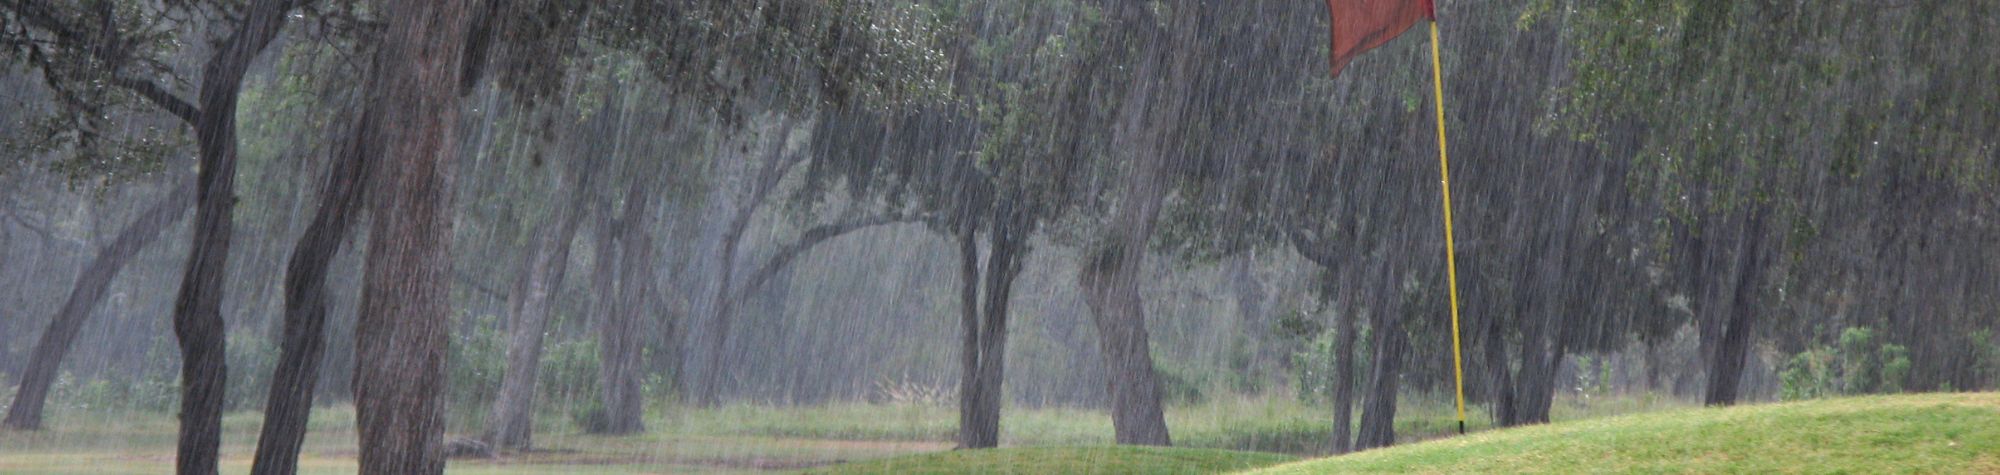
(696, 124, 800, 407)
(1512, 320, 1569, 424)
(596, 180, 653, 434)
(171, 1, 294, 472)
(351, 0, 471, 472)
(250, 103, 375, 475)
(1354, 278, 1408, 451)
(2, 180, 192, 431)
(484, 165, 594, 449)
(1329, 272, 1360, 454)
(954, 222, 984, 447)
(958, 206, 1029, 449)
(1075, 31, 1183, 446)
(1705, 210, 1769, 406)
(1480, 306, 1516, 428)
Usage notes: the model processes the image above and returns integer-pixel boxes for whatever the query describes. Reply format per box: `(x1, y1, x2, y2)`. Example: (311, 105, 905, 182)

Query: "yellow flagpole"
(1428, 19, 1469, 436)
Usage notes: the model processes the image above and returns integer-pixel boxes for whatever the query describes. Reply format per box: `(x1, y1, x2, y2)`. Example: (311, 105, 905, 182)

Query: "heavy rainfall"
(0, 0, 1995, 474)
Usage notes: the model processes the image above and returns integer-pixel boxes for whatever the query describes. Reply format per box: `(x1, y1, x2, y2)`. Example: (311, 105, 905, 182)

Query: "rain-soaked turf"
(1249, 392, 2000, 474)
(805, 446, 1297, 474)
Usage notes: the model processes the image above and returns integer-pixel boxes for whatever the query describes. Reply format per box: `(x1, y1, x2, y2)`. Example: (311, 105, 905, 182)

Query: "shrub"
(224, 333, 279, 412)
(1779, 326, 1911, 400)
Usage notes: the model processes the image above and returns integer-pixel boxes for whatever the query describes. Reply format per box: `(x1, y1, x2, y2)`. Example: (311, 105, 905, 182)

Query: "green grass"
(1250, 392, 2000, 474)
(805, 446, 1296, 475)
(0, 390, 1788, 474)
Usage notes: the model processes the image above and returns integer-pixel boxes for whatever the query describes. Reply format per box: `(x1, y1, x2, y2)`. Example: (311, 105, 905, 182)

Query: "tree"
(482, 99, 605, 450)
(2, 175, 189, 430)
(349, 0, 472, 472)
(1, 1, 299, 472)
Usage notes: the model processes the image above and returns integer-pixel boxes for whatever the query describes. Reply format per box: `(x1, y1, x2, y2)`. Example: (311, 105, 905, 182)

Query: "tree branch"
(730, 213, 925, 303)
(1287, 226, 1341, 270)
(112, 76, 201, 124)
(2, 0, 204, 126)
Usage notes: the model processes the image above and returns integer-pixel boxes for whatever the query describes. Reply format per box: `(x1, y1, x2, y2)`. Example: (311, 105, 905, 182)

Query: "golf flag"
(1323, 0, 1469, 436)
(1326, 0, 1436, 77)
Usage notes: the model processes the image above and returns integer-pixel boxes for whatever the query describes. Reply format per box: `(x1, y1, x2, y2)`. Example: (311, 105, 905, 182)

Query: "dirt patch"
(457, 452, 843, 470)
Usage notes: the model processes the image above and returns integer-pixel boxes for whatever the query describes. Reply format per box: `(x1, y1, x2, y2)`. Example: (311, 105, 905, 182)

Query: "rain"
(1, 0, 1996, 474)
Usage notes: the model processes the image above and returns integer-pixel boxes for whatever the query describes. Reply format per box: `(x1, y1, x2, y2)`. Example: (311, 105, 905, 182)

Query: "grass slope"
(807, 446, 1296, 475)
(1251, 393, 2000, 474)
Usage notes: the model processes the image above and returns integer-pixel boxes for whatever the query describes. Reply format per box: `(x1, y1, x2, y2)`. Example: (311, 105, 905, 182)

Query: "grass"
(1251, 392, 2000, 474)
(0, 390, 1809, 474)
(805, 446, 1296, 474)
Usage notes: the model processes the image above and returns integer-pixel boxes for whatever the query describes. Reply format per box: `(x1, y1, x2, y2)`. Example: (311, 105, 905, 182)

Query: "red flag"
(1326, 0, 1435, 77)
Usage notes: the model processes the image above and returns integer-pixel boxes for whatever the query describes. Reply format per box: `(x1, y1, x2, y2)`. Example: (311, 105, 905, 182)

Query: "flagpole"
(1427, 18, 1469, 436)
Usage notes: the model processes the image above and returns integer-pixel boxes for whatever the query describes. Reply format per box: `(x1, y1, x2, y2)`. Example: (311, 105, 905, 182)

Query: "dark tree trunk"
(696, 123, 800, 407)
(250, 104, 375, 475)
(351, 0, 471, 472)
(1076, 36, 1183, 446)
(1480, 306, 1516, 427)
(1329, 273, 1360, 454)
(1078, 176, 1173, 446)
(171, 1, 294, 472)
(1705, 211, 1770, 406)
(956, 206, 1029, 449)
(2, 181, 192, 431)
(485, 228, 580, 444)
(484, 165, 594, 449)
(1512, 319, 1570, 424)
(597, 180, 653, 434)
(954, 222, 984, 447)
(1355, 286, 1408, 451)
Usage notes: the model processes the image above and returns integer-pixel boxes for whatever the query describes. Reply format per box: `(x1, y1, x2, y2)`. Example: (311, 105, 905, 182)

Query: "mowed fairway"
(5, 393, 1994, 473)
(1251, 392, 2000, 474)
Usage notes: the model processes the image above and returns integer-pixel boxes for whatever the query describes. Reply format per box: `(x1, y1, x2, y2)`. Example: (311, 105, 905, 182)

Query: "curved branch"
(3, 1, 204, 126)
(112, 76, 201, 124)
(1287, 226, 1341, 270)
(729, 213, 925, 303)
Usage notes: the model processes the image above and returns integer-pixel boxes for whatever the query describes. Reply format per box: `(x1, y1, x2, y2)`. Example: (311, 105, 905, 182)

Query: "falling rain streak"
(0, 0, 1996, 474)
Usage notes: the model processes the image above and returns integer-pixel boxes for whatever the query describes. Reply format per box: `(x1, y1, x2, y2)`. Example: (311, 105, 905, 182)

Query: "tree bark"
(351, 0, 471, 472)
(171, 0, 295, 472)
(1705, 210, 1769, 406)
(2, 180, 192, 431)
(956, 206, 1029, 449)
(954, 221, 984, 447)
(1329, 271, 1360, 454)
(1354, 271, 1408, 451)
(1074, 22, 1186, 445)
(484, 163, 594, 449)
(250, 103, 375, 475)
(696, 123, 801, 407)
(596, 180, 653, 434)
(1480, 304, 1516, 427)
(1078, 155, 1173, 446)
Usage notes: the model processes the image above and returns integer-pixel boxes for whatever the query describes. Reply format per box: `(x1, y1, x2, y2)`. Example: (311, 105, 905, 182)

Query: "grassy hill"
(811, 393, 1999, 475)
(1251, 392, 2000, 474)
(805, 446, 1296, 474)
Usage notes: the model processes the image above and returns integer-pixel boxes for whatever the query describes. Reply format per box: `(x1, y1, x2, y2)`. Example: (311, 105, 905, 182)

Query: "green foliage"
(1224, 336, 1264, 395)
(1780, 326, 1912, 401)
(449, 312, 508, 412)
(1152, 357, 1208, 406)
(222, 332, 278, 412)
(1290, 324, 1367, 405)
(538, 336, 602, 412)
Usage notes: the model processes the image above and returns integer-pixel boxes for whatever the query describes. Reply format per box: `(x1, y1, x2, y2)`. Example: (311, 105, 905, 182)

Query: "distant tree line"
(0, 0, 1994, 473)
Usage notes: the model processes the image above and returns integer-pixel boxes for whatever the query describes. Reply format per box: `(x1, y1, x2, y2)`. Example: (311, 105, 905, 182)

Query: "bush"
(1290, 326, 1368, 404)
(448, 312, 507, 410)
(1779, 326, 1911, 400)
(1153, 358, 1208, 406)
(225, 333, 279, 412)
